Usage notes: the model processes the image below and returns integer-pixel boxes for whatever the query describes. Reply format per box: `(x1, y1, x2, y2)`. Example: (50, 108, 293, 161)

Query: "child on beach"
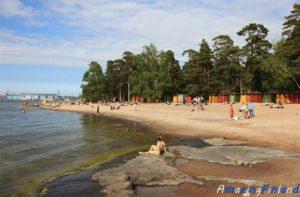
(249, 103, 254, 118)
(240, 103, 248, 119)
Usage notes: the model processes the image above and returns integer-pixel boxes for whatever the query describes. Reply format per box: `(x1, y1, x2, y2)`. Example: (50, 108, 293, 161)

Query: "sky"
(0, 0, 297, 96)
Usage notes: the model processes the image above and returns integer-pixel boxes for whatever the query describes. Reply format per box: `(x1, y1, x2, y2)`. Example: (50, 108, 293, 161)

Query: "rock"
(203, 138, 248, 146)
(168, 145, 300, 166)
(92, 154, 203, 196)
(92, 172, 129, 186)
(92, 172, 133, 196)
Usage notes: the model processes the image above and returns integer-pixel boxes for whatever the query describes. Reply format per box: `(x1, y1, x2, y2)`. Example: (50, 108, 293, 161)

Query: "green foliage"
(280, 3, 300, 91)
(212, 35, 243, 93)
(81, 4, 300, 101)
(129, 44, 173, 101)
(182, 39, 213, 96)
(237, 23, 272, 92)
(81, 61, 106, 102)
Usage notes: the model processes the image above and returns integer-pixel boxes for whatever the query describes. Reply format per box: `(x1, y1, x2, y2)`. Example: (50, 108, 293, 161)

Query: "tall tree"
(81, 61, 106, 102)
(182, 39, 213, 96)
(121, 51, 135, 101)
(237, 23, 272, 92)
(130, 44, 173, 101)
(212, 35, 243, 93)
(280, 3, 300, 90)
(160, 50, 183, 97)
(105, 60, 120, 99)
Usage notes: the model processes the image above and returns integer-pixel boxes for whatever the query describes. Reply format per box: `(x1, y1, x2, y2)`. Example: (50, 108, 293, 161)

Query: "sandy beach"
(46, 102, 300, 196)
(54, 102, 300, 153)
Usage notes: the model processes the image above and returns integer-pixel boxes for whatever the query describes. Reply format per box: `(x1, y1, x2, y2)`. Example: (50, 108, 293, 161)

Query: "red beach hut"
(250, 92, 263, 103)
(185, 96, 192, 104)
(219, 94, 229, 103)
(289, 93, 300, 104)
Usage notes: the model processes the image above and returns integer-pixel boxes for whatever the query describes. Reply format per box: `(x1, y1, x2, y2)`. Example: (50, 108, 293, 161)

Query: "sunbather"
(139, 136, 167, 155)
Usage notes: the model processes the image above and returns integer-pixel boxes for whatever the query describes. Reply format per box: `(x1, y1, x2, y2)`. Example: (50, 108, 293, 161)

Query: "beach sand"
(54, 103, 300, 153)
(51, 103, 300, 196)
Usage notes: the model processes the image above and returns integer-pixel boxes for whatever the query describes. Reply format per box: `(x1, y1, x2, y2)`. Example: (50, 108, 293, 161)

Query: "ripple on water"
(0, 102, 157, 196)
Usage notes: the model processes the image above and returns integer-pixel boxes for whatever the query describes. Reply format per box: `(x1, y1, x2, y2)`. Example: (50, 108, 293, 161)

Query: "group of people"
(192, 97, 206, 111)
(230, 102, 255, 120)
(94, 99, 138, 116)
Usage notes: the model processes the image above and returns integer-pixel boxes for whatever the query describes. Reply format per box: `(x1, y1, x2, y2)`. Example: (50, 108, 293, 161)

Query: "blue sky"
(0, 0, 297, 96)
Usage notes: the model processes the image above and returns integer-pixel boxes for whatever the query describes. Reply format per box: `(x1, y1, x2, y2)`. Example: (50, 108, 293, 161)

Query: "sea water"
(0, 102, 156, 196)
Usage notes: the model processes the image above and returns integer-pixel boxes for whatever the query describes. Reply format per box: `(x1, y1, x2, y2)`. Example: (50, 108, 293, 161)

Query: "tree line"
(81, 4, 299, 102)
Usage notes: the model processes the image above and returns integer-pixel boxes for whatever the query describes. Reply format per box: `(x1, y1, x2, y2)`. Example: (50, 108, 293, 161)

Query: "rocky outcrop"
(92, 153, 203, 196)
(203, 138, 248, 146)
(168, 145, 300, 165)
(91, 142, 300, 196)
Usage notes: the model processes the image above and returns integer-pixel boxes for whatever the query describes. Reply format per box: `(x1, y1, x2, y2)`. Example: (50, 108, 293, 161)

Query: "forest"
(81, 4, 299, 102)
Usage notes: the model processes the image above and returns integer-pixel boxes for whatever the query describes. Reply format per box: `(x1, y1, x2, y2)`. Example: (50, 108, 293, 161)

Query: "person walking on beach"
(96, 105, 100, 116)
(229, 103, 235, 119)
(134, 99, 137, 111)
(249, 103, 254, 118)
(139, 136, 167, 155)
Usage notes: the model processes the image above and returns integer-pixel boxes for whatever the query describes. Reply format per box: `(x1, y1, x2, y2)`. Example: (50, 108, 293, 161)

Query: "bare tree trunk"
(119, 86, 122, 102)
(291, 76, 300, 90)
(239, 79, 243, 94)
(128, 83, 130, 102)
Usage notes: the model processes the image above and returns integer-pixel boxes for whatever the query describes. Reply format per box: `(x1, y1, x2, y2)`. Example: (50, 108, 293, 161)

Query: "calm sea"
(0, 102, 156, 196)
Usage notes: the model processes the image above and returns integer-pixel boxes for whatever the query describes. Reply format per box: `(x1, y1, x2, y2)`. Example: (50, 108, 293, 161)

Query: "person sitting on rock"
(139, 136, 167, 155)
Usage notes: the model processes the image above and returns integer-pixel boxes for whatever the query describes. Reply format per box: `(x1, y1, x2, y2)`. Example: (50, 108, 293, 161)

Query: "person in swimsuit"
(96, 105, 100, 116)
(139, 136, 167, 155)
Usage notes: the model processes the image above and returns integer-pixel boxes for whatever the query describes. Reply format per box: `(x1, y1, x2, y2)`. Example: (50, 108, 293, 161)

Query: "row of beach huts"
(132, 93, 300, 104)
(208, 93, 300, 104)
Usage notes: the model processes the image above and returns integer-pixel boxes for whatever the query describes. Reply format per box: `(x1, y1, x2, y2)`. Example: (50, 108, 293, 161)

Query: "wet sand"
(54, 103, 300, 153)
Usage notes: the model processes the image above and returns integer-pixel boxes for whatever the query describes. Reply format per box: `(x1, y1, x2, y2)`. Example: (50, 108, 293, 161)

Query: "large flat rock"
(92, 154, 203, 196)
(169, 145, 300, 165)
(203, 138, 248, 146)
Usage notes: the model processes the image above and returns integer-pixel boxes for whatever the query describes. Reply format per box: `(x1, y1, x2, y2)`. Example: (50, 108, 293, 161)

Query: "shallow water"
(0, 102, 157, 196)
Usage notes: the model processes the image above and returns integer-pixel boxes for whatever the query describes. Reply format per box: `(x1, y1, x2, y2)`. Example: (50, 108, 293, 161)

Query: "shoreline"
(49, 103, 300, 153)
(42, 103, 300, 196)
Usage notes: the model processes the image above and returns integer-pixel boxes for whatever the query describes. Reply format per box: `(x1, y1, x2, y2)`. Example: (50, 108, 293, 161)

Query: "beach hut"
(209, 96, 213, 103)
(215, 95, 219, 103)
(283, 94, 290, 104)
(230, 94, 240, 103)
(229, 95, 234, 103)
(173, 95, 178, 103)
(289, 93, 300, 104)
(210, 95, 219, 103)
(185, 96, 192, 104)
(276, 94, 285, 104)
(219, 94, 229, 103)
(262, 93, 276, 103)
(246, 94, 251, 103)
(178, 94, 184, 103)
(239, 94, 247, 103)
(134, 96, 142, 102)
(250, 92, 263, 103)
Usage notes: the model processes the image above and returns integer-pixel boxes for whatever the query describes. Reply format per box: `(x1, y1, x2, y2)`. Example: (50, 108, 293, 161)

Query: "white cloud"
(0, 0, 297, 68)
(0, 0, 33, 17)
(0, 0, 45, 25)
